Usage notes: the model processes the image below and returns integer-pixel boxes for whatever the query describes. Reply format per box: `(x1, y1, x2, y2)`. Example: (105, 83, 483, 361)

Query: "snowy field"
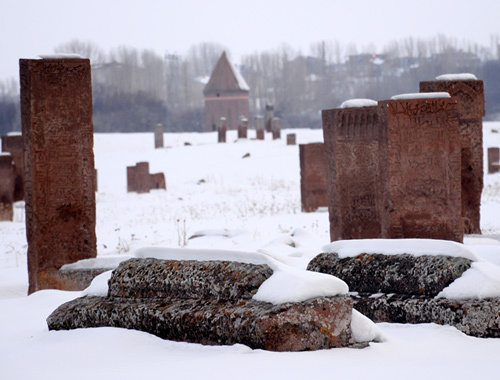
(1, 125, 500, 379)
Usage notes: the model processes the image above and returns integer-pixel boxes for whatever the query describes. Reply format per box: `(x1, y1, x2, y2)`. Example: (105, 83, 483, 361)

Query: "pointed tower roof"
(203, 51, 249, 96)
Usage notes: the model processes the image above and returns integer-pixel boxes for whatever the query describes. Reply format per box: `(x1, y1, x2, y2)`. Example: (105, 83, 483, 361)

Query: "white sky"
(1, 0, 499, 82)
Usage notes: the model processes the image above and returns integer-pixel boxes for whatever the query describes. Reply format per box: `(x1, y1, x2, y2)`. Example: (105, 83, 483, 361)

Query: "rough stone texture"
(255, 116, 265, 140)
(203, 52, 249, 131)
(307, 252, 472, 296)
(299, 143, 328, 212)
(127, 162, 166, 193)
(154, 123, 164, 149)
(287, 133, 296, 145)
(271, 117, 281, 140)
(420, 80, 484, 234)
(20, 58, 97, 294)
(353, 294, 500, 338)
(218, 117, 227, 143)
(1, 134, 24, 201)
(265, 104, 274, 132)
(238, 117, 248, 139)
(322, 98, 463, 242)
(0, 154, 15, 221)
(47, 258, 356, 351)
(488, 147, 500, 174)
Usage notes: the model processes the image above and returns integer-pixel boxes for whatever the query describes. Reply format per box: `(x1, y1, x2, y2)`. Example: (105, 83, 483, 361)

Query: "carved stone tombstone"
(20, 58, 97, 294)
(1, 133, 24, 201)
(238, 117, 248, 139)
(154, 123, 164, 149)
(218, 117, 227, 143)
(255, 116, 265, 140)
(299, 143, 328, 212)
(322, 95, 462, 242)
(488, 147, 500, 174)
(265, 104, 274, 132)
(127, 162, 166, 193)
(272, 117, 281, 140)
(0, 154, 15, 221)
(287, 133, 296, 145)
(420, 77, 484, 234)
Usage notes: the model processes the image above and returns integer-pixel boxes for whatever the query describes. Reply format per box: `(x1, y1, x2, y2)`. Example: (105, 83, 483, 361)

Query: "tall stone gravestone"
(322, 94, 463, 242)
(265, 104, 274, 132)
(299, 143, 328, 212)
(20, 58, 97, 294)
(420, 76, 484, 234)
(1, 133, 24, 201)
(272, 117, 281, 140)
(218, 117, 227, 143)
(154, 123, 164, 149)
(255, 116, 265, 140)
(238, 117, 248, 139)
(0, 154, 14, 221)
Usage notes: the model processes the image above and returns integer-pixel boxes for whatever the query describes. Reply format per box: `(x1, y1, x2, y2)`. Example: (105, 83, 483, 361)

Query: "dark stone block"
(1, 134, 24, 201)
(299, 143, 327, 212)
(0, 154, 15, 221)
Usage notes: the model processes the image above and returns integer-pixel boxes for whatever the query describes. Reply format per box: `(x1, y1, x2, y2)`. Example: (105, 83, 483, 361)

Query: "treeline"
(1, 35, 499, 135)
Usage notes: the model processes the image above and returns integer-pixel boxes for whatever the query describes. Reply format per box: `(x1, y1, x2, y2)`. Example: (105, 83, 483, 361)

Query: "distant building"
(203, 51, 250, 131)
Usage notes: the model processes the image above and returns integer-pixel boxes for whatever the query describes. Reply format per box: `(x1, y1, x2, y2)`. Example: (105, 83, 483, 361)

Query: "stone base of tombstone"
(256, 129, 265, 140)
(238, 125, 248, 139)
(36, 268, 111, 291)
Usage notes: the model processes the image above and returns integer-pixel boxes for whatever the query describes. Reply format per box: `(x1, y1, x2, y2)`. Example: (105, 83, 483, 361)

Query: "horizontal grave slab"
(47, 258, 358, 351)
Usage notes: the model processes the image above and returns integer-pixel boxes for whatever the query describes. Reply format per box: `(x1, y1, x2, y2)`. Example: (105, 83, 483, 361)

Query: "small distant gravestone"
(299, 143, 328, 212)
(238, 117, 248, 139)
(287, 133, 296, 145)
(272, 117, 281, 140)
(265, 104, 274, 132)
(488, 147, 500, 174)
(127, 162, 166, 193)
(218, 117, 227, 143)
(154, 123, 164, 149)
(1, 133, 24, 201)
(0, 153, 14, 221)
(20, 57, 97, 294)
(255, 115, 265, 140)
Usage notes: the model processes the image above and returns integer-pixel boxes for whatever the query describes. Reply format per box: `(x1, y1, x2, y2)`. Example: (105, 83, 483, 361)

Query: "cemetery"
(1, 55, 500, 376)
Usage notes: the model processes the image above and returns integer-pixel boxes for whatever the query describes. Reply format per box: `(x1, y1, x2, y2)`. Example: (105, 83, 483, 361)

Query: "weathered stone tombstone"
(218, 117, 227, 143)
(1, 133, 24, 201)
(265, 104, 274, 132)
(255, 115, 265, 140)
(127, 162, 166, 193)
(20, 57, 97, 294)
(287, 133, 296, 145)
(299, 143, 328, 212)
(420, 74, 484, 234)
(322, 94, 463, 242)
(271, 117, 281, 140)
(154, 123, 164, 149)
(0, 153, 15, 221)
(488, 147, 500, 174)
(238, 116, 248, 139)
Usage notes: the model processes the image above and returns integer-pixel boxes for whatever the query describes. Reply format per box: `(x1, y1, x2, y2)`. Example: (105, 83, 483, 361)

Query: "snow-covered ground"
(1, 125, 500, 379)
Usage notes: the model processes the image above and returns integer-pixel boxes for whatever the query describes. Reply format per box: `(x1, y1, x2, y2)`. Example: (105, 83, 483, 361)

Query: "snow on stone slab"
(391, 92, 451, 100)
(351, 310, 387, 343)
(6, 131, 22, 136)
(340, 99, 378, 108)
(60, 255, 133, 270)
(322, 238, 482, 261)
(38, 53, 83, 59)
(436, 73, 478, 81)
(81, 270, 113, 297)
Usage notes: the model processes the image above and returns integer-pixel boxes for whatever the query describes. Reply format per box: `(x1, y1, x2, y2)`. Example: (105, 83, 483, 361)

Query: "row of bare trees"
(1, 35, 499, 135)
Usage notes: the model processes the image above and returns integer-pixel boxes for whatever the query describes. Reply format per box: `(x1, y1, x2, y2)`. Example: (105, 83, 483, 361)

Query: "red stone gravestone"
(299, 143, 328, 212)
(0, 154, 15, 221)
(1, 134, 24, 201)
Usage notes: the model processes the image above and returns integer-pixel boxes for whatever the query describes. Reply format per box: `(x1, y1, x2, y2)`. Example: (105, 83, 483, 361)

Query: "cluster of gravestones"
(300, 77, 485, 242)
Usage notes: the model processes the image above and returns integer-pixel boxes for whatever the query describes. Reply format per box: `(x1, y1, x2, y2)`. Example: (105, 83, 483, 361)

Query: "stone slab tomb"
(47, 258, 358, 351)
(299, 143, 328, 212)
(308, 251, 500, 338)
(218, 117, 227, 143)
(271, 117, 281, 140)
(0, 154, 15, 221)
(20, 58, 97, 294)
(1, 134, 24, 201)
(255, 115, 265, 140)
(322, 96, 462, 242)
(488, 147, 500, 174)
(238, 117, 248, 139)
(287, 133, 296, 145)
(154, 123, 164, 149)
(420, 78, 484, 234)
(127, 162, 166, 193)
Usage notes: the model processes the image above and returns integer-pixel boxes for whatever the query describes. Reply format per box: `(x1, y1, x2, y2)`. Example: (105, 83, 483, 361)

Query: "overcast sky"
(1, 0, 499, 82)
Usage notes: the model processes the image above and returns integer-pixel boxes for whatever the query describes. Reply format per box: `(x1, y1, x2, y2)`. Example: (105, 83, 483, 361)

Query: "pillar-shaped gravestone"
(287, 133, 296, 145)
(255, 116, 265, 140)
(265, 104, 274, 132)
(322, 94, 463, 242)
(272, 117, 281, 140)
(299, 143, 328, 212)
(420, 75, 484, 234)
(20, 58, 97, 294)
(154, 123, 164, 149)
(0, 154, 14, 221)
(218, 117, 227, 143)
(136, 162, 151, 193)
(488, 147, 500, 174)
(1, 133, 24, 201)
(238, 117, 248, 139)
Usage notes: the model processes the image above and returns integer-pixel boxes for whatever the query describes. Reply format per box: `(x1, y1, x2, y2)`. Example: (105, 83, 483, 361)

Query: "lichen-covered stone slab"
(307, 252, 472, 296)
